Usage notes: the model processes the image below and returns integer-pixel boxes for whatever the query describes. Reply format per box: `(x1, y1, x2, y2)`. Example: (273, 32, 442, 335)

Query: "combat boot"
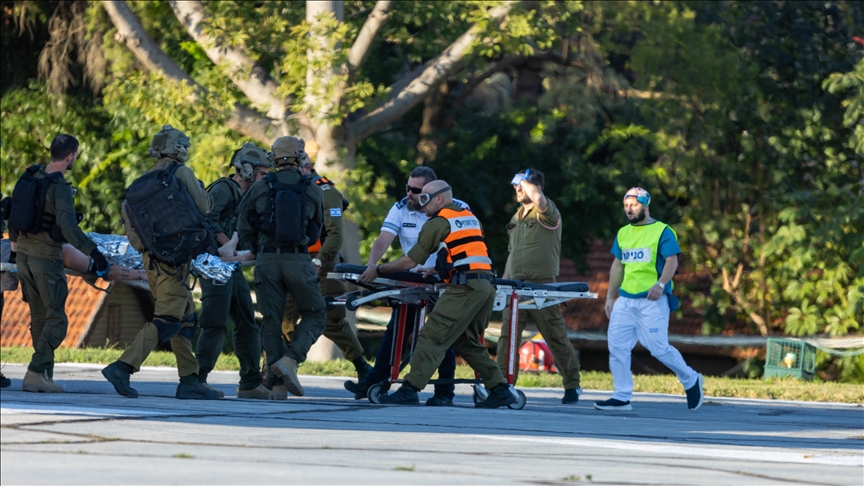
(176, 375, 222, 400)
(269, 385, 288, 400)
(0, 372, 11, 388)
(378, 383, 420, 405)
(352, 357, 372, 383)
(197, 375, 225, 398)
(562, 387, 582, 404)
(237, 385, 272, 400)
(425, 394, 454, 407)
(102, 361, 139, 398)
(475, 384, 517, 409)
(22, 370, 63, 393)
(270, 356, 304, 397)
(343, 379, 369, 399)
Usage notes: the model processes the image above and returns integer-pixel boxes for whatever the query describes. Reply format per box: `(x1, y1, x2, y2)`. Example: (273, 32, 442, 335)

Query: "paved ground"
(1, 363, 862, 485)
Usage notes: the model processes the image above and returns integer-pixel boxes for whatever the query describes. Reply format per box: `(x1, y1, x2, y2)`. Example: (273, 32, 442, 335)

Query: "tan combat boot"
(270, 356, 304, 397)
(22, 370, 63, 393)
(237, 385, 271, 400)
(269, 385, 288, 400)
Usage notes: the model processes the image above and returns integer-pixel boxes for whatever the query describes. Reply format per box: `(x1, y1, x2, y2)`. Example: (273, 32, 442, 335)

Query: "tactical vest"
(123, 162, 218, 266)
(617, 221, 676, 294)
(7, 165, 65, 241)
(205, 177, 243, 237)
(255, 172, 319, 246)
(307, 176, 348, 253)
(434, 207, 493, 283)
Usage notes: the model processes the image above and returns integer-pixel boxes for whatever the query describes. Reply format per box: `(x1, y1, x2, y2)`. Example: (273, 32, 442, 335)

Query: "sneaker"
(353, 357, 372, 383)
(562, 387, 582, 404)
(198, 381, 225, 398)
(22, 370, 63, 393)
(343, 380, 368, 399)
(475, 384, 517, 409)
(270, 357, 304, 397)
(176, 381, 222, 400)
(378, 384, 420, 405)
(425, 394, 454, 407)
(0, 372, 11, 388)
(593, 398, 632, 411)
(686, 374, 704, 410)
(269, 385, 288, 400)
(101, 361, 138, 398)
(237, 385, 272, 400)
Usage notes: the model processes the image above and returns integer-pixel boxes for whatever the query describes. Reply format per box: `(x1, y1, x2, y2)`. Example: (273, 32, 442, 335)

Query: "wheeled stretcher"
(327, 264, 598, 409)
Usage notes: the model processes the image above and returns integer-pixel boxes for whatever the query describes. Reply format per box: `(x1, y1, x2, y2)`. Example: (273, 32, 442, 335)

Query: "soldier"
(0, 138, 9, 389)
(237, 136, 326, 398)
(102, 125, 220, 400)
(498, 169, 583, 404)
(8, 134, 110, 393)
(282, 156, 371, 382)
(360, 181, 516, 408)
(195, 143, 273, 399)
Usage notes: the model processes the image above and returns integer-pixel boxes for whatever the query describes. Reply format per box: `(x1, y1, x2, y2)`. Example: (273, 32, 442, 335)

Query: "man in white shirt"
(345, 167, 468, 406)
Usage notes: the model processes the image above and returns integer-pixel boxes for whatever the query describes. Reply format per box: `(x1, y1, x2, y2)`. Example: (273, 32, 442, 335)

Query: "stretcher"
(327, 264, 598, 409)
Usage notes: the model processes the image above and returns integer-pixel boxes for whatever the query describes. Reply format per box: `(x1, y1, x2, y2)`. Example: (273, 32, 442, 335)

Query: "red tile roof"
(1, 275, 111, 348)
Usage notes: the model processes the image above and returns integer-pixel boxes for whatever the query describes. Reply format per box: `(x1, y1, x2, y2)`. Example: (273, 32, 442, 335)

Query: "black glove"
(88, 248, 110, 275)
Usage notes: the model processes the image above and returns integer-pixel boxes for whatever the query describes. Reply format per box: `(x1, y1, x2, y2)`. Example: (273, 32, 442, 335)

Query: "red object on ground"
(519, 339, 558, 374)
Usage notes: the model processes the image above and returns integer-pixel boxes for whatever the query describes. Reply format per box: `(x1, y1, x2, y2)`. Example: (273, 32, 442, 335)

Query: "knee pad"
(177, 313, 199, 341)
(153, 316, 182, 344)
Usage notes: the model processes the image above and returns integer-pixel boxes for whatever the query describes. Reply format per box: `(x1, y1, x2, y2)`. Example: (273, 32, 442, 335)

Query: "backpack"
(7, 165, 64, 236)
(123, 162, 217, 266)
(254, 172, 319, 246)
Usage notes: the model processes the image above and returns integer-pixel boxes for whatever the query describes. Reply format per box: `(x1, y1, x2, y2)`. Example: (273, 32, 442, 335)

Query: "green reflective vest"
(617, 221, 676, 295)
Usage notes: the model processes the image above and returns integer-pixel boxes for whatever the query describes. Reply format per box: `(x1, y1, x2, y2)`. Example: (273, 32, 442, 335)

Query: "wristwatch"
(311, 258, 322, 267)
(656, 281, 666, 289)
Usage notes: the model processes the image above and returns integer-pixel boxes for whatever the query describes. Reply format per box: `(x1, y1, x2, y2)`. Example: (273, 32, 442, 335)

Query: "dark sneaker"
(593, 398, 632, 411)
(562, 386, 582, 404)
(0, 372, 10, 388)
(344, 380, 369, 399)
(353, 357, 372, 383)
(270, 356, 304, 397)
(101, 361, 138, 398)
(378, 384, 420, 405)
(475, 384, 517, 409)
(176, 381, 222, 400)
(425, 394, 454, 407)
(686, 374, 704, 410)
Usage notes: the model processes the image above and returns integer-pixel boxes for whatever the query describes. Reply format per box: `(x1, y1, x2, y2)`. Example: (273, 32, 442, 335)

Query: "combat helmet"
(230, 142, 273, 182)
(270, 136, 306, 167)
(147, 125, 191, 162)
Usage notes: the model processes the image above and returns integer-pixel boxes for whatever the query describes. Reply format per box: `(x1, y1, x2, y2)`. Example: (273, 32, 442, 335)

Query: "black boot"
(0, 372, 11, 388)
(425, 394, 454, 407)
(562, 387, 582, 404)
(378, 383, 420, 405)
(475, 384, 517, 409)
(102, 361, 139, 398)
(352, 357, 372, 383)
(344, 379, 369, 399)
(176, 375, 222, 400)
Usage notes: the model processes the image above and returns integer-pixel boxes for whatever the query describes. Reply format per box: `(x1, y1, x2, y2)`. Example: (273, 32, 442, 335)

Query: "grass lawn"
(2, 346, 861, 404)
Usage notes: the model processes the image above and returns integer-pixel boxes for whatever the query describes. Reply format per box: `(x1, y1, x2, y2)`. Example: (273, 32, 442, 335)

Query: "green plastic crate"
(763, 338, 817, 380)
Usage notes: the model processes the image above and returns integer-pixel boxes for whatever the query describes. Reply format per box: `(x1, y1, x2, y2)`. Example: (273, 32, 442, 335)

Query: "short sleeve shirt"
(381, 197, 469, 268)
(611, 224, 681, 310)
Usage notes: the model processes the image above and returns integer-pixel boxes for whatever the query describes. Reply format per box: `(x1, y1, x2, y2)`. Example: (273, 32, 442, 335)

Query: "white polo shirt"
(381, 197, 470, 268)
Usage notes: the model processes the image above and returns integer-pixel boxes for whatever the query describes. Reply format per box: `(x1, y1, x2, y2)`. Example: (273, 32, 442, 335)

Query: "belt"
(260, 246, 307, 254)
(464, 273, 495, 282)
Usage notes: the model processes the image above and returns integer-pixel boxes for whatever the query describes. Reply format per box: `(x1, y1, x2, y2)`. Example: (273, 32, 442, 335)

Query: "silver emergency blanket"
(87, 233, 239, 283)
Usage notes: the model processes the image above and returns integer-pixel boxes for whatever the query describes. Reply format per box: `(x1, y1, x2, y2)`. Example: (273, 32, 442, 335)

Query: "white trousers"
(608, 297, 698, 401)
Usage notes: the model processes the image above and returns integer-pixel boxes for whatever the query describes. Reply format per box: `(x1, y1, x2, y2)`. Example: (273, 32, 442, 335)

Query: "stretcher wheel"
(346, 299, 361, 312)
(367, 383, 384, 404)
(472, 385, 489, 404)
(507, 389, 527, 410)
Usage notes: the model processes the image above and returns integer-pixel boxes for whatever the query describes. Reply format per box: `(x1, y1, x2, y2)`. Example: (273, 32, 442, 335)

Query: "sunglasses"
(418, 185, 452, 207)
(405, 185, 423, 194)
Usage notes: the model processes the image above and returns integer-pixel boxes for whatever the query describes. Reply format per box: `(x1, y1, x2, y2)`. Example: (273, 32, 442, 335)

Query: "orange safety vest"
(307, 177, 334, 254)
(436, 207, 493, 283)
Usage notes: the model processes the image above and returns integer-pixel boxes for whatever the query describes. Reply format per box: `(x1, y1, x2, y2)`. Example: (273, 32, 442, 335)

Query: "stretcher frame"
(327, 267, 597, 409)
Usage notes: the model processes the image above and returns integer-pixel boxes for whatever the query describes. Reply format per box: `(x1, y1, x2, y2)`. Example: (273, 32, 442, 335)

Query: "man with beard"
(347, 167, 465, 406)
(595, 187, 703, 411)
(498, 169, 582, 404)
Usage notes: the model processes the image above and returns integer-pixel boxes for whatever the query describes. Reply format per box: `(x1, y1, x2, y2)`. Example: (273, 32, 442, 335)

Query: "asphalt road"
(1, 363, 862, 485)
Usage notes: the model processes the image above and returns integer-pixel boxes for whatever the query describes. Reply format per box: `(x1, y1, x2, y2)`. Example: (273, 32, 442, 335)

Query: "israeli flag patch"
(330, 208, 342, 217)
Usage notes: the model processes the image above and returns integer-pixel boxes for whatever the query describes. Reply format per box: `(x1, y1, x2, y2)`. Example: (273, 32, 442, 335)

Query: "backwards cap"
(623, 187, 651, 206)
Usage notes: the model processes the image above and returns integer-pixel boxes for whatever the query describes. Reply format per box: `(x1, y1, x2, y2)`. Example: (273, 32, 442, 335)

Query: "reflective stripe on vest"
(617, 221, 676, 294)
(438, 207, 493, 282)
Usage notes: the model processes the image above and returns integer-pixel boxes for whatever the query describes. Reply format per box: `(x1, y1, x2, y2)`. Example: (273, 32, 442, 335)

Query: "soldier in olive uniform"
(237, 136, 326, 398)
(195, 143, 273, 399)
(498, 169, 582, 404)
(360, 181, 516, 408)
(8, 134, 110, 393)
(282, 157, 371, 381)
(102, 125, 220, 400)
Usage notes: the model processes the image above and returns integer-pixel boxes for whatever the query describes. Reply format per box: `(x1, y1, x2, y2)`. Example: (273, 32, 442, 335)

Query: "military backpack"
(5, 165, 65, 239)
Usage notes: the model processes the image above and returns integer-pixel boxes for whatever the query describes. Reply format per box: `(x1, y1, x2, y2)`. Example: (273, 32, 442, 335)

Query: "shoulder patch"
(330, 208, 342, 217)
(320, 184, 331, 191)
(395, 197, 408, 210)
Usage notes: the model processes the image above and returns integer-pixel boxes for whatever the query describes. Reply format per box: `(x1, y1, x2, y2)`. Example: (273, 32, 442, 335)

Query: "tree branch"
(168, 0, 286, 120)
(101, 1, 287, 144)
(345, 2, 515, 144)
(347, 0, 392, 77)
